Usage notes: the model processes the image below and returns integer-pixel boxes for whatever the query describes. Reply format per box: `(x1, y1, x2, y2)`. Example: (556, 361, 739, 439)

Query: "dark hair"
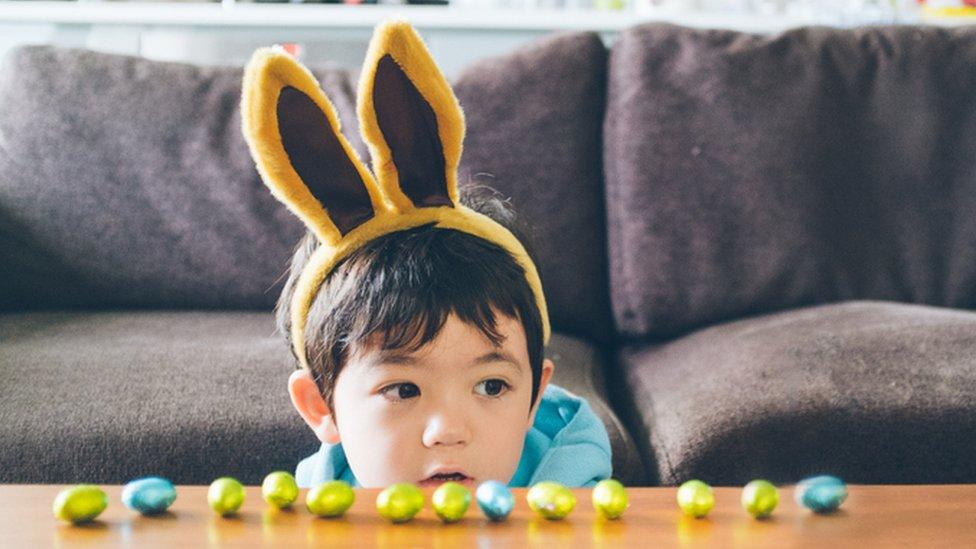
(275, 185, 545, 415)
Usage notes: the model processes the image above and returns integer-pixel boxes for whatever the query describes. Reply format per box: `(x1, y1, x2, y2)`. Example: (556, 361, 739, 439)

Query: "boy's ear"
(527, 358, 555, 428)
(288, 369, 340, 445)
(357, 20, 465, 212)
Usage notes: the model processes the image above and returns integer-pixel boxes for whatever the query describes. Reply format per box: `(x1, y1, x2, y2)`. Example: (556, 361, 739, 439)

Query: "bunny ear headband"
(241, 19, 550, 370)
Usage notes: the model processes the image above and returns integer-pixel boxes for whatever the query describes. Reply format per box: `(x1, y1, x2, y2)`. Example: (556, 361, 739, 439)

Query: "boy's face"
(290, 312, 554, 489)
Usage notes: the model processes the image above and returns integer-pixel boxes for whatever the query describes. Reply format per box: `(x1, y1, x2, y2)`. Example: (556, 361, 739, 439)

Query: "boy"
(241, 20, 612, 489)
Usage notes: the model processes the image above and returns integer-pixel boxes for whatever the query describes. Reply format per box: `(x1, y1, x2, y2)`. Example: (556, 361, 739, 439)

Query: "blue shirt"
(295, 384, 613, 488)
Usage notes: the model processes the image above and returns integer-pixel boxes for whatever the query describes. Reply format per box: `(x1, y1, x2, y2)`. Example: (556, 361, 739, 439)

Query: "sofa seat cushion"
(619, 301, 976, 485)
(545, 335, 646, 485)
(0, 312, 640, 484)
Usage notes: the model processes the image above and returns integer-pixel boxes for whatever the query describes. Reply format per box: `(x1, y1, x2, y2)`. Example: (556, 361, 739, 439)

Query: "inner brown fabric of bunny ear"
(372, 54, 453, 208)
(277, 86, 376, 235)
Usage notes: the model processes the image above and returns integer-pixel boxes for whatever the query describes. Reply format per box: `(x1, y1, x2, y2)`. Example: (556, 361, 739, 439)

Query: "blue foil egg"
(122, 477, 177, 515)
(794, 475, 847, 513)
(475, 480, 514, 521)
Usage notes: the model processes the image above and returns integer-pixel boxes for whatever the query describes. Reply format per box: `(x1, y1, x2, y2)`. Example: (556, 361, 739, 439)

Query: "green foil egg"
(527, 481, 576, 520)
(306, 480, 355, 518)
(432, 482, 471, 523)
(262, 471, 299, 509)
(376, 483, 424, 523)
(208, 477, 245, 516)
(592, 479, 629, 519)
(741, 480, 779, 518)
(676, 480, 714, 518)
(53, 485, 108, 524)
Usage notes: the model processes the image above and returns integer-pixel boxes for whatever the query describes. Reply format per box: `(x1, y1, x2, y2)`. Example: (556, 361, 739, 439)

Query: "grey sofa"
(2, 22, 975, 487)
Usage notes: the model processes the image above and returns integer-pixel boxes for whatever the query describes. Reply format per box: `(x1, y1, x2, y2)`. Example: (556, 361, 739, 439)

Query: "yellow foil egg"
(527, 481, 576, 520)
(262, 471, 299, 509)
(741, 480, 779, 519)
(208, 477, 245, 516)
(306, 480, 355, 518)
(52, 485, 108, 524)
(676, 480, 714, 518)
(432, 482, 471, 523)
(376, 483, 424, 523)
(592, 479, 629, 519)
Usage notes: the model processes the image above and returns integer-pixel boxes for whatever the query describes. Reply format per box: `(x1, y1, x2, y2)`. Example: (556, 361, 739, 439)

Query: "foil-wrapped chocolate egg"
(306, 480, 355, 517)
(475, 481, 514, 522)
(432, 482, 470, 523)
(795, 475, 847, 513)
(376, 483, 424, 523)
(208, 477, 245, 516)
(592, 479, 629, 519)
(676, 480, 714, 518)
(262, 471, 299, 509)
(527, 481, 576, 520)
(122, 477, 176, 515)
(741, 480, 779, 519)
(53, 485, 108, 524)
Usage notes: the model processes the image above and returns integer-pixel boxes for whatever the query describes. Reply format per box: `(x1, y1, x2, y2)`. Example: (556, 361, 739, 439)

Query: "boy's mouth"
(418, 470, 475, 487)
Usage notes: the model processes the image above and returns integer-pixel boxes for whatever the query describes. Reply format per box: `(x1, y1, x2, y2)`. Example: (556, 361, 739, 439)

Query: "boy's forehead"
(359, 347, 523, 372)
(351, 314, 529, 369)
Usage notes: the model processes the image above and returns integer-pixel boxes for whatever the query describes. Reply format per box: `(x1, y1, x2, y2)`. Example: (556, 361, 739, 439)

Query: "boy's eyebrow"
(363, 351, 419, 370)
(364, 349, 524, 372)
(472, 350, 523, 373)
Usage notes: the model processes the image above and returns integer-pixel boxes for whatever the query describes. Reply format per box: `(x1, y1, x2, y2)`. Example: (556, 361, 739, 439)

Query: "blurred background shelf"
(0, 2, 840, 32)
(0, 1, 972, 75)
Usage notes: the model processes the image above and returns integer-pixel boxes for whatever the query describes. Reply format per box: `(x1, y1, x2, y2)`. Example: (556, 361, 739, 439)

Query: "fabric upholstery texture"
(5, 24, 976, 488)
(544, 335, 646, 485)
(454, 32, 613, 343)
(0, 37, 613, 343)
(0, 47, 358, 311)
(620, 301, 976, 485)
(605, 24, 976, 340)
(0, 312, 640, 485)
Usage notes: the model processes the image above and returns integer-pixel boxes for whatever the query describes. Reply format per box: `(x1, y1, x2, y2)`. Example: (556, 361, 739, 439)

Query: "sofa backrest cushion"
(0, 36, 613, 342)
(604, 23, 976, 340)
(454, 32, 613, 342)
(0, 46, 328, 311)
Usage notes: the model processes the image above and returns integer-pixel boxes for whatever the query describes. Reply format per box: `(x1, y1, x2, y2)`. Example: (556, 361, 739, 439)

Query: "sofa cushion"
(0, 37, 614, 343)
(619, 301, 976, 485)
(0, 311, 640, 485)
(605, 24, 976, 340)
(0, 47, 346, 311)
(455, 32, 613, 343)
(545, 334, 646, 485)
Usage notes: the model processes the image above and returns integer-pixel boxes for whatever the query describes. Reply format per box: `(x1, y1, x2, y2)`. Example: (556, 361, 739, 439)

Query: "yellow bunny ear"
(242, 47, 386, 246)
(357, 19, 465, 213)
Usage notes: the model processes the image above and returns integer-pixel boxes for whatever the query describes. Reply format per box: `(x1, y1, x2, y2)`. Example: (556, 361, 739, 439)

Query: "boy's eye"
(381, 382, 420, 401)
(474, 379, 510, 397)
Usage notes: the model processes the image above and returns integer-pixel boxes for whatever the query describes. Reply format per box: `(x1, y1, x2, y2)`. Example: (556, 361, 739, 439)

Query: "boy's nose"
(422, 414, 471, 448)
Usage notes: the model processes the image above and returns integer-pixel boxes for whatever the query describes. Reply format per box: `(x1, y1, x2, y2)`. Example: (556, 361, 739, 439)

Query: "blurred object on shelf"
(278, 41, 304, 59)
(442, 0, 611, 7)
(249, 0, 346, 3)
(635, 0, 921, 24)
(594, 0, 627, 10)
(919, 0, 976, 18)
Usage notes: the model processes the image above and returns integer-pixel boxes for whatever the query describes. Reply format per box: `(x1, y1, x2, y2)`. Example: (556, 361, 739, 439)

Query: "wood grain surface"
(2, 484, 975, 547)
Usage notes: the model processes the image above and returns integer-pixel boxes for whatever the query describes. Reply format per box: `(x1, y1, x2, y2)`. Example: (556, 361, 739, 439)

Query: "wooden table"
(2, 484, 975, 547)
